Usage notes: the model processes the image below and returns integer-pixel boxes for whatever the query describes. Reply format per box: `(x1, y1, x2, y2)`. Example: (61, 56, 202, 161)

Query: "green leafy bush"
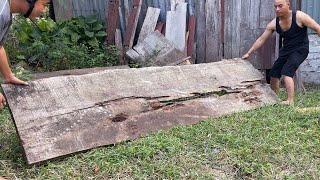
(6, 15, 118, 72)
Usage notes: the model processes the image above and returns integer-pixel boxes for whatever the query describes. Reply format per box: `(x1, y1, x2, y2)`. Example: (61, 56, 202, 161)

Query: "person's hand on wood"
(4, 74, 28, 86)
(0, 93, 6, 109)
(242, 53, 250, 60)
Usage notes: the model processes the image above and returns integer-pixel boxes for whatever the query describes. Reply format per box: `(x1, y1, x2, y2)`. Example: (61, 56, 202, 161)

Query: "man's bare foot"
(280, 100, 294, 106)
(4, 75, 28, 86)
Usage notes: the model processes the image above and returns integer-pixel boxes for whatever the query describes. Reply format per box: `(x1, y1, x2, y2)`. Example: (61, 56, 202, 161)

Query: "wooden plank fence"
(53, 0, 281, 69)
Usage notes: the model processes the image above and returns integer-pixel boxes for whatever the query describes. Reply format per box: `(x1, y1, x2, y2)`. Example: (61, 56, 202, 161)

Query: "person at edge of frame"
(242, 0, 320, 106)
(0, 0, 50, 109)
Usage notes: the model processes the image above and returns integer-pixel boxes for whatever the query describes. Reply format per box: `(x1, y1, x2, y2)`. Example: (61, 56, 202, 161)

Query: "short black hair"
(24, 0, 38, 18)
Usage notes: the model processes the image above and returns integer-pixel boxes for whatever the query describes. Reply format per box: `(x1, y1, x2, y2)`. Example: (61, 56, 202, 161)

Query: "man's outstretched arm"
(298, 11, 320, 36)
(242, 18, 276, 59)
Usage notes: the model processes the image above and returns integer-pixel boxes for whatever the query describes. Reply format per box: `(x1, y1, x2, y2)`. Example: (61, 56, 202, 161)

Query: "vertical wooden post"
(123, 0, 143, 49)
(106, 0, 120, 45)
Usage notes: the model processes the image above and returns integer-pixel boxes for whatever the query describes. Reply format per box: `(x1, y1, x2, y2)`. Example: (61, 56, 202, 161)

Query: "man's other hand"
(242, 53, 250, 60)
(5, 75, 28, 86)
(0, 93, 6, 109)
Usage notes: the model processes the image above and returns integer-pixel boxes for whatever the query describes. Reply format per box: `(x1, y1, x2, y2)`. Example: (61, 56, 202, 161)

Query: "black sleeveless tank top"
(276, 11, 309, 56)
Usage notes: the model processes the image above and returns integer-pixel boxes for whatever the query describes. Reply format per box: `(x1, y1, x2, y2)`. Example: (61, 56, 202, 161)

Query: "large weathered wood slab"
(2, 59, 278, 164)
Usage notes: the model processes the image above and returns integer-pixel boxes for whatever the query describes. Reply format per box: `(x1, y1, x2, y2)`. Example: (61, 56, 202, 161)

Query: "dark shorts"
(270, 47, 309, 79)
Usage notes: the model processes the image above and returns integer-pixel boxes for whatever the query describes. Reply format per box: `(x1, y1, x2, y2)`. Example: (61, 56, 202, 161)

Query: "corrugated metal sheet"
(301, 0, 320, 34)
(72, 0, 108, 20)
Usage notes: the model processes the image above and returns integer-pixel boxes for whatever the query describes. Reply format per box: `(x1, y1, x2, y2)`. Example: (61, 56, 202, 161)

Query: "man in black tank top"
(242, 0, 320, 105)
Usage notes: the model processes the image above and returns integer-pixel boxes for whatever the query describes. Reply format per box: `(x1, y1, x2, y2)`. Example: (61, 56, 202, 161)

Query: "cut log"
(2, 59, 279, 164)
(137, 7, 161, 43)
(126, 31, 187, 66)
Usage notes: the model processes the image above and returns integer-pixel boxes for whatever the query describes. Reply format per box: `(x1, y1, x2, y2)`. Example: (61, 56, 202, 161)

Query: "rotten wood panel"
(2, 59, 278, 164)
(115, 29, 126, 65)
(165, 2, 187, 52)
(52, 0, 73, 21)
(137, 7, 161, 43)
(106, 0, 120, 45)
(205, 0, 222, 62)
(124, 0, 142, 49)
(126, 31, 187, 66)
(187, 15, 196, 57)
(195, 0, 206, 64)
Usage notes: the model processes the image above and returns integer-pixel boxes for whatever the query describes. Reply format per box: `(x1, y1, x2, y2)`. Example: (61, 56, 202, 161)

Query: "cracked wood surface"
(2, 59, 278, 164)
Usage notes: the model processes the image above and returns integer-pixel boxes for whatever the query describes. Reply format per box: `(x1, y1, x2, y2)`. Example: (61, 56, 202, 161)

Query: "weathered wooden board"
(195, 0, 206, 64)
(124, 0, 142, 49)
(52, 0, 73, 21)
(115, 29, 126, 65)
(137, 7, 161, 43)
(126, 31, 187, 66)
(205, 0, 222, 62)
(187, 15, 196, 57)
(106, 0, 120, 45)
(165, 2, 187, 51)
(3, 59, 278, 164)
(223, 0, 276, 69)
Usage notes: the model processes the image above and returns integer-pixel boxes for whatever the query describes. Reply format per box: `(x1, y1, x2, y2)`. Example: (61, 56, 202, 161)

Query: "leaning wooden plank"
(137, 7, 161, 43)
(123, 0, 142, 49)
(165, 2, 187, 51)
(52, 0, 73, 21)
(105, 0, 120, 45)
(187, 15, 196, 57)
(115, 29, 126, 65)
(2, 59, 279, 164)
(126, 31, 187, 66)
(195, 0, 206, 63)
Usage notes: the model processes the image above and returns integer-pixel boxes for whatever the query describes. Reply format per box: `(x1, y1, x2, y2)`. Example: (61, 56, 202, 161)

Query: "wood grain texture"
(2, 59, 278, 164)
(106, 0, 120, 45)
(137, 7, 160, 43)
(195, 0, 206, 63)
(187, 15, 196, 57)
(52, 0, 73, 21)
(124, 0, 142, 49)
(166, 2, 187, 51)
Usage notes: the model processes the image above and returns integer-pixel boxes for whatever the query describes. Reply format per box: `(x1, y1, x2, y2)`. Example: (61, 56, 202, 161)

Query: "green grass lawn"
(0, 86, 319, 179)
